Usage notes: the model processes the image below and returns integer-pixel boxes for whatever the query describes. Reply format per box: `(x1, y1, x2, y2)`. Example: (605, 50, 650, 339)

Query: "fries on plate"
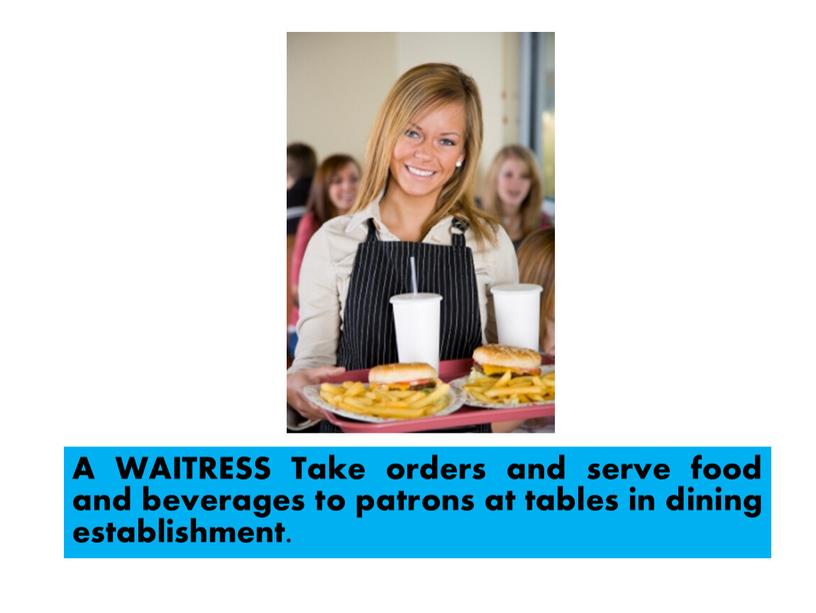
(458, 344, 555, 408)
(312, 362, 459, 422)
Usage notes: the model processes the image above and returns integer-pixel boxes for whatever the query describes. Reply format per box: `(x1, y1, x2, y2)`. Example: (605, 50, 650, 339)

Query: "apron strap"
(451, 217, 468, 247)
(365, 218, 378, 242)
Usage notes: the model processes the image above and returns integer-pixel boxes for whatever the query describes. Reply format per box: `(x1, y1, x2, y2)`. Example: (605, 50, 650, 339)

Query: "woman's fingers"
(287, 366, 347, 421)
(292, 393, 323, 421)
(299, 366, 346, 418)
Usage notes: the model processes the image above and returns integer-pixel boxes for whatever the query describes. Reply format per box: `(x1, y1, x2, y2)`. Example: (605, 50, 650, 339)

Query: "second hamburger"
(470, 344, 542, 380)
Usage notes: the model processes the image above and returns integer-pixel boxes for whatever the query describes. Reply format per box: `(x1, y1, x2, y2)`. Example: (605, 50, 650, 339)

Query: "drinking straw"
(410, 256, 418, 294)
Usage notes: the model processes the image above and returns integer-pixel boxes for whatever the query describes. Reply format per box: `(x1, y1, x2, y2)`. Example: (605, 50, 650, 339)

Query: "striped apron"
(337, 217, 483, 369)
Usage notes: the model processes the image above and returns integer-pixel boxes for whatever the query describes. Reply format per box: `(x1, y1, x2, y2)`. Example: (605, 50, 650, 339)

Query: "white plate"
(302, 383, 466, 424)
(450, 365, 555, 409)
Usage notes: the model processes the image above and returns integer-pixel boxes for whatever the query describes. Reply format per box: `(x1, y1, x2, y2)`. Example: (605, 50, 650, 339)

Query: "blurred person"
(481, 145, 548, 249)
(286, 143, 317, 364)
(286, 142, 317, 235)
(286, 63, 518, 431)
(288, 154, 361, 357)
(517, 227, 554, 355)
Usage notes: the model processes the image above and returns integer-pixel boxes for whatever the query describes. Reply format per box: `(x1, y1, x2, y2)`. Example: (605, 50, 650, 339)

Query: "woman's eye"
(405, 129, 420, 138)
(440, 138, 456, 146)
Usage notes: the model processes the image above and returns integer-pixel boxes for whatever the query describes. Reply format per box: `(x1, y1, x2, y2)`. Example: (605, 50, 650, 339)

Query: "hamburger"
(369, 362, 440, 391)
(470, 344, 542, 380)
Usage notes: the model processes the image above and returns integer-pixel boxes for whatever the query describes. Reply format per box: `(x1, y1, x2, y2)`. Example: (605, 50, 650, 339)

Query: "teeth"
(407, 165, 434, 177)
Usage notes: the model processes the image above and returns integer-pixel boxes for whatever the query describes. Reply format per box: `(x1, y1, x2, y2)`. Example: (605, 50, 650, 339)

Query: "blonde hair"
(482, 145, 543, 239)
(351, 63, 496, 244)
(517, 228, 555, 349)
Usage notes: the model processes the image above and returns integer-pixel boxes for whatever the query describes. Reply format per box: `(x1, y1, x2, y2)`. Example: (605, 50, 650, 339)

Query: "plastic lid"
(490, 283, 543, 294)
(389, 292, 443, 303)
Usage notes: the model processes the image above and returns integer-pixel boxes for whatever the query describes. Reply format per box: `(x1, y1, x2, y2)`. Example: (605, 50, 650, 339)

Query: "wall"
(287, 33, 397, 165)
(287, 32, 519, 182)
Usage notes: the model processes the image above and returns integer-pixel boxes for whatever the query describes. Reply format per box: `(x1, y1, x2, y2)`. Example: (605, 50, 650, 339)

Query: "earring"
(455, 160, 463, 168)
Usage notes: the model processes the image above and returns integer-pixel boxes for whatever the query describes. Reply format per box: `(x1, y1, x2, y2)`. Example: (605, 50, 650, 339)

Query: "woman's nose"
(412, 140, 432, 160)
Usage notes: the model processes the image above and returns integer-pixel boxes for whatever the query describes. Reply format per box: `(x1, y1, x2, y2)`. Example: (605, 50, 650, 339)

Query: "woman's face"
(496, 157, 532, 213)
(389, 101, 466, 203)
(327, 163, 360, 212)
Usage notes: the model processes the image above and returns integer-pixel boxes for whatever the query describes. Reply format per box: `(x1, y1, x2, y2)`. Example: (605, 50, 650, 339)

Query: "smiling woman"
(286, 63, 519, 432)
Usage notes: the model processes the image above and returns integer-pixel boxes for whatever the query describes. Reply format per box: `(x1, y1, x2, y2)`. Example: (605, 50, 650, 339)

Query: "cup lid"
(389, 292, 443, 303)
(490, 283, 543, 294)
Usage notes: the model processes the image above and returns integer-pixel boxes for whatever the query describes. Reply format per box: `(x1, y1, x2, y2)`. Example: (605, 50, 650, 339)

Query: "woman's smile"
(405, 164, 436, 178)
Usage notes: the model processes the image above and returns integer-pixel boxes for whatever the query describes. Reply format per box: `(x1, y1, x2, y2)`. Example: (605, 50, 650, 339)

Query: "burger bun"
(472, 344, 542, 371)
(369, 362, 438, 385)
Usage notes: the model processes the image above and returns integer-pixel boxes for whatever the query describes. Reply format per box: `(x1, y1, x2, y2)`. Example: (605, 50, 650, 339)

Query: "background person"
(518, 227, 555, 355)
(288, 154, 361, 358)
(286, 143, 318, 361)
(481, 144, 548, 249)
(286, 142, 317, 235)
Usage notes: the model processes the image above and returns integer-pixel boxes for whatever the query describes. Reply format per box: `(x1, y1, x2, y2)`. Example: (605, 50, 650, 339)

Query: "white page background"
(2, 1, 814, 611)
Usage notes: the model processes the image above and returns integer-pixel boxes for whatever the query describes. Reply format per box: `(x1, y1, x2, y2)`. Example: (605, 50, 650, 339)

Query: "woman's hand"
(287, 366, 346, 421)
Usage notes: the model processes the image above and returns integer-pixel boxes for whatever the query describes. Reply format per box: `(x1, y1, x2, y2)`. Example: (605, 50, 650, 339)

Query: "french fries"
(463, 370, 554, 406)
(319, 380, 451, 420)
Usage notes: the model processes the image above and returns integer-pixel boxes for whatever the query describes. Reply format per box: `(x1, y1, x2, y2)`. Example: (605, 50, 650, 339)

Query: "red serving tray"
(320, 356, 555, 433)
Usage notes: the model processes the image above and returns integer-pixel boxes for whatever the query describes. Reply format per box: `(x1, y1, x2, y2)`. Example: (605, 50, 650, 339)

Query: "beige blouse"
(289, 199, 518, 372)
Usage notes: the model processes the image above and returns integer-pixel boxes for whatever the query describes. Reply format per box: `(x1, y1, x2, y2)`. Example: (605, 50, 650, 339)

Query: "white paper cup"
(490, 283, 543, 350)
(389, 293, 442, 371)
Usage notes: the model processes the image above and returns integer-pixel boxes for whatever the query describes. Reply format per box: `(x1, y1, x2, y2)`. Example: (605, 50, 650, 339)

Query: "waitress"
(287, 63, 518, 430)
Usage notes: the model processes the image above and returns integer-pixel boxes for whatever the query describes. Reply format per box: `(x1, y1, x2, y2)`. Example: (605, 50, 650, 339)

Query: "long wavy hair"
(305, 154, 360, 226)
(482, 144, 543, 239)
(517, 228, 555, 349)
(351, 63, 496, 244)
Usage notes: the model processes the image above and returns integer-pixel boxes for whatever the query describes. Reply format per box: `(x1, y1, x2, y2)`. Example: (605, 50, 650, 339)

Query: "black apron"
(322, 217, 488, 433)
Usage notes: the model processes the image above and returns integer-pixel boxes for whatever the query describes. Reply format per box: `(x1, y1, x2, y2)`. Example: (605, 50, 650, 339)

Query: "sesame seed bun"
(369, 362, 438, 385)
(472, 344, 542, 371)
